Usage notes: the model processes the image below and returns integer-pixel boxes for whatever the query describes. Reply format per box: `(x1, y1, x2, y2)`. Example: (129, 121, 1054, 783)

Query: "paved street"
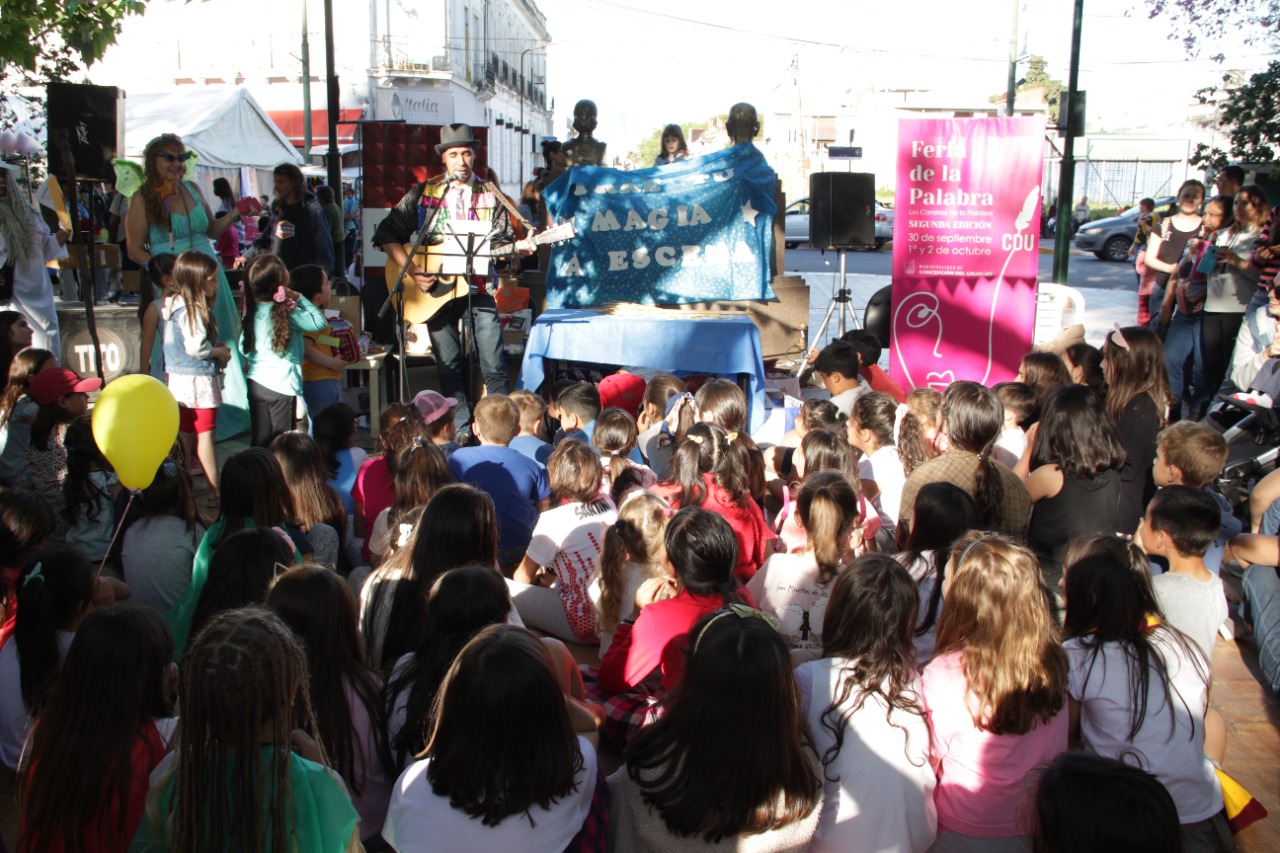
(782, 239, 1137, 293)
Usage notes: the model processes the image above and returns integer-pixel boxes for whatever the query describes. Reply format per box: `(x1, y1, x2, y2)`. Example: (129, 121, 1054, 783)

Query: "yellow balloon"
(91, 374, 180, 490)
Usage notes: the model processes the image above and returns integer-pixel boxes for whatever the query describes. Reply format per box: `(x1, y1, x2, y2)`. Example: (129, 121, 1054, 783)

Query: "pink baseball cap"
(28, 368, 102, 405)
(413, 389, 459, 423)
(598, 372, 646, 417)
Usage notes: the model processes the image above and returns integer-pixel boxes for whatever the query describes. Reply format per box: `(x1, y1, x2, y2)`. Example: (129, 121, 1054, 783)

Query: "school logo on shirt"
(275, 220, 296, 240)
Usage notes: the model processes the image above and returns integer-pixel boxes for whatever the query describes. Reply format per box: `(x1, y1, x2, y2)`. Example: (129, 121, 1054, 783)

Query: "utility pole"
(1005, 0, 1020, 114)
(1052, 0, 1084, 285)
(301, 0, 313, 156)
(323, 0, 341, 195)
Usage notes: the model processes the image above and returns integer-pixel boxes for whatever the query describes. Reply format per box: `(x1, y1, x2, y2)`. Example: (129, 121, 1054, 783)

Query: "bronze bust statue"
(562, 100, 607, 167)
(727, 103, 760, 146)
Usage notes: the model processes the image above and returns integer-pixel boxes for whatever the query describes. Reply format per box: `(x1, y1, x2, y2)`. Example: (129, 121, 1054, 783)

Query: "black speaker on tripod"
(46, 83, 126, 183)
(809, 172, 875, 251)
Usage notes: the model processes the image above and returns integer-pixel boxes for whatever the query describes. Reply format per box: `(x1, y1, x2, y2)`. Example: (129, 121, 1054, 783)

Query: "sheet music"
(436, 219, 492, 276)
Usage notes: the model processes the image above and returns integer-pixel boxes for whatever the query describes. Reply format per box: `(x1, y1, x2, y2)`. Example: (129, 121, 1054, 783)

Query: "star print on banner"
(541, 143, 779, 307)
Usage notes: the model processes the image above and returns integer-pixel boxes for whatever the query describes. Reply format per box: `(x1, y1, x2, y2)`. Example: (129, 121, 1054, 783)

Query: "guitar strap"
(481, 180, 535, 234)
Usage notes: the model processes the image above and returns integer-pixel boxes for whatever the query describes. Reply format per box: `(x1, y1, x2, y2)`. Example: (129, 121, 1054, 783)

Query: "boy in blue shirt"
(448, 394, 550, 569)
(509, 389, 553, 471)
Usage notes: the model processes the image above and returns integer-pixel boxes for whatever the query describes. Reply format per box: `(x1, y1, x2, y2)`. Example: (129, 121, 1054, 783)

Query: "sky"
(534, 0, 1271, 155)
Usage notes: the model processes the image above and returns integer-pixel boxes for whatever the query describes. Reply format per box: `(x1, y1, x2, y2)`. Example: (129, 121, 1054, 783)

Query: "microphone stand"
(378, 201, 440, 403)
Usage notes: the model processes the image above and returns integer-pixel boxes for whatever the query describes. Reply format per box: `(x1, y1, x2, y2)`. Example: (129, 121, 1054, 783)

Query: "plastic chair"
(1034, 282, 1086, 346)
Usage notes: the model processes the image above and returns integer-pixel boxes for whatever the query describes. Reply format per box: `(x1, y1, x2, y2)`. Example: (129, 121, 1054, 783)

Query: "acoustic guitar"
(390, 220, 576, 324)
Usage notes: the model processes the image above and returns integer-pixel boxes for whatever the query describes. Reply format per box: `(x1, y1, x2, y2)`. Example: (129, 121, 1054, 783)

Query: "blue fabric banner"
(541, 144, 778, 307)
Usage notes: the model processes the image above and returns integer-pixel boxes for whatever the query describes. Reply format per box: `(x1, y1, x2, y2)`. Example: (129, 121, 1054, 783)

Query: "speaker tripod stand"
(797, 249, 860, 377)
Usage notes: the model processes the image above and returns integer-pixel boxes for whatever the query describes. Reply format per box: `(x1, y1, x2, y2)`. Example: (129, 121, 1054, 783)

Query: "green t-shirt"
(129, 748, 359, 853)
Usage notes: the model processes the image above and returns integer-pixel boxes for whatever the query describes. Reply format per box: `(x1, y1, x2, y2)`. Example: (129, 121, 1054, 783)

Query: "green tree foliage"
(1191, 60, 1280, 172)
(1143, 0, 1278, 60)
(990, 56, 1064, 122)
(1, 0, 151, 136)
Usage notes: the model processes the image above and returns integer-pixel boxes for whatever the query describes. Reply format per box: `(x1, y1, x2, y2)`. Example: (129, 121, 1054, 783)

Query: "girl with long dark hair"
(0, 347, 54, 487)
(798, 554, 936, 852)
(268, 566, 397, 845)
(610, 608, 822, 850)
(894, 482, 980, 659)
(1025, 384, 1127, 590)
(1062, 535, 1225, 847)
(270, 431, 348, 572)
(1103, 325, 1171, 532)
(899, 381, 1031, 540)
(17, 606, 175, 852)
(384, 625, 595, 852)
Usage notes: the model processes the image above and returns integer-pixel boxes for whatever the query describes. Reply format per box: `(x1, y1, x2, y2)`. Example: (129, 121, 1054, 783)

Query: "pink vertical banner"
(889, 117, 1045, 390)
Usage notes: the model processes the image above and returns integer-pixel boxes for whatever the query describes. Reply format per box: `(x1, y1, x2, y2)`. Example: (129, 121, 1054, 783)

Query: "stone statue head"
(727, 103, 760, 145)
(572, 100, 598, 137)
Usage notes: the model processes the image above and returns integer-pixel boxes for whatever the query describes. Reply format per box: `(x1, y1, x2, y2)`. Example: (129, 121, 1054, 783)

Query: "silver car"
(1072, 196, 1175, 261)
(784, 197, 893, 250)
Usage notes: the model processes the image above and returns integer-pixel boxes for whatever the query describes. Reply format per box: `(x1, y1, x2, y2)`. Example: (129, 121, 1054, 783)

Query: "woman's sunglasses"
(158, 151, 194, 163)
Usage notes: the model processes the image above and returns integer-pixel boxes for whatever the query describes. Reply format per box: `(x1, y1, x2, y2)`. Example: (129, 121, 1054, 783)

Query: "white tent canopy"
(125, 86, 301, 169)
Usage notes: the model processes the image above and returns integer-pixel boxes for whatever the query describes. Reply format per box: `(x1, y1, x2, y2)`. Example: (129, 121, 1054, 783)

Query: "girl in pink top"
(353, 403, 426, 563)
(599, 506, 754, 695)
(920, 533, 1069, 851)
(659, 423, 769, 582)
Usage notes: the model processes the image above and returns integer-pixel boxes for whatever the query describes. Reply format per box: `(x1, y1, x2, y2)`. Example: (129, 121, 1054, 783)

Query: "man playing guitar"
(373, 123, 536, 438)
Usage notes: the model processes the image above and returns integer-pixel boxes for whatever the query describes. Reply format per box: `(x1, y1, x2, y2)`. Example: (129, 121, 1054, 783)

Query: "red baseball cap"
(27, 368, 102, 405)
(598, 372, 646, 417)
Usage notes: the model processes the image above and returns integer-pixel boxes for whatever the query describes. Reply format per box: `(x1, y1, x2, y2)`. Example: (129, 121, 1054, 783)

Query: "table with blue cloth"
(517, 308, 768, 433)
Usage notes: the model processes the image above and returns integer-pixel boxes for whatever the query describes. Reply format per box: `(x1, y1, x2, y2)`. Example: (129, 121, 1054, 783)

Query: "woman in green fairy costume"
(122, 134, 250, 440)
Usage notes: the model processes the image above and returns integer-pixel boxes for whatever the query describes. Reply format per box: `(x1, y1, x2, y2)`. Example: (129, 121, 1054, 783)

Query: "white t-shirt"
(383, 735, 597, 853)
(0, 630, 74, 770)
(369, 508, 415, 560)
(526, 500, 617, 641)
(1066, 629, 1220, 823)
(858, 445, 906, 533)
(991, 427, 1026, 471)
(796, 658, 937, 852)
(747, 552, 833, 661)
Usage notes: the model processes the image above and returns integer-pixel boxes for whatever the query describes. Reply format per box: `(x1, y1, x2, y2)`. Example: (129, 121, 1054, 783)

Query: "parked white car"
(783, 197, 893, 250)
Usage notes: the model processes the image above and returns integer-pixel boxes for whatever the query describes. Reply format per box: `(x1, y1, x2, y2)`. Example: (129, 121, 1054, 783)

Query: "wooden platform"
(1214, 633, 1280, 852)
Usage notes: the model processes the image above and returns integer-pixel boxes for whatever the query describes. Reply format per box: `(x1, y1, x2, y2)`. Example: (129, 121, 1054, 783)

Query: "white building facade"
(91, 0, 552, 187)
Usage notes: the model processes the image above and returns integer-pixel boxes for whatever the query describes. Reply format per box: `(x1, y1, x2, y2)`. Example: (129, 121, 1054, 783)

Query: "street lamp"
(519, 42, 550, 185)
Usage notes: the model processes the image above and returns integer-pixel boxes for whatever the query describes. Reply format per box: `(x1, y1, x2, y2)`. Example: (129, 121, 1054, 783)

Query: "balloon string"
(97, 491, 136, 578)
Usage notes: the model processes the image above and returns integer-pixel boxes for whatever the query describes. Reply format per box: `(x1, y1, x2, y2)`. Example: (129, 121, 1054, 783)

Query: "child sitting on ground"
(509, 389, 553, 471)
(594, 407, 657, 500)
(839, 328, 908, 403)
(635, 374, 686, 480)
(1153, 421, 1239, 574)
(992, 381, 1036, 469)
(61, 416, 121, 568)
(554, 381, 602, 444)
(748, 471, 861, 662)
(413, 390, 461, 458)
(594, 491, 671, 658)
(814, 342, 867, 419)
(353, 403, 426, 564)
(510, 439, 617, 645)
(905, 387, 944, 456)
(1138, 485, 1229, 662)
(26, 368, 102, 538)
(448, 395, 550, 569)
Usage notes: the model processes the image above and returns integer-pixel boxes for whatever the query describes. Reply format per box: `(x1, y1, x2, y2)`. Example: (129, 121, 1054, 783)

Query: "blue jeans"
(1164, 310, 1209, 406)
(303, 378, 343, 422)
(1244, 564, 1280, 693)
(426, 291, 509, 433)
